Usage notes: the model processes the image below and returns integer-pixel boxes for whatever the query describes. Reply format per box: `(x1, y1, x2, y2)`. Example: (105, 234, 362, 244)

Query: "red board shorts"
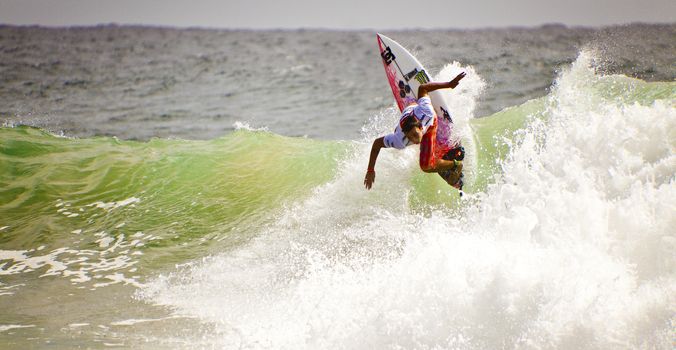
(419, 119, 438, 171)
(419, 118, 464, 190)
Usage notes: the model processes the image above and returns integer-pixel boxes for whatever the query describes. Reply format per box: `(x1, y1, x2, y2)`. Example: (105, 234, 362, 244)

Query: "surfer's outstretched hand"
(449, 72, 466, 88)
(364, 171, 375, 190)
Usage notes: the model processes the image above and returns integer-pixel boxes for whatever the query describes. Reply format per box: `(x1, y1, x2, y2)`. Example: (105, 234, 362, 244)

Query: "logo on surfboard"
(381, 46, 396, 65)
(440, 106, 453, 122)
(407, 69, 430, 85)
(397, 80, 411, 98)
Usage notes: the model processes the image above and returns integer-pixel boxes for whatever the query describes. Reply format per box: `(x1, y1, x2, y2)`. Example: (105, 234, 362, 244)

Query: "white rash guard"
(382, 96, 435, 149)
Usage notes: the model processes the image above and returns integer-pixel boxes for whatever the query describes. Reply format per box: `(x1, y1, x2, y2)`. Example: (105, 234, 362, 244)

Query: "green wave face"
(0, 126, 355, 343)
(2, 71, 673, 261)
(0, 127, 349, 268)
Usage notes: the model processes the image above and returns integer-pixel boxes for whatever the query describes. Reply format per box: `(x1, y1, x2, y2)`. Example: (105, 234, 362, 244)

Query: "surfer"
(364, 72, 466, 191)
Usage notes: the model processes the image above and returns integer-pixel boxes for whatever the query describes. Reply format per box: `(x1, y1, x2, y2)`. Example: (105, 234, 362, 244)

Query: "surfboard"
(376, 33, 459, 148)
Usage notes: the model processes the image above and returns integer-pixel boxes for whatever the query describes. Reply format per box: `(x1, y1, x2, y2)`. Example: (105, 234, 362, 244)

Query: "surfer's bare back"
(364, 72, 466, 190)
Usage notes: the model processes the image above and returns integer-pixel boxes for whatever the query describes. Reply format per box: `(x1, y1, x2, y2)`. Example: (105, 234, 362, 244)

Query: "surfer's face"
(405, 126, 423, 144)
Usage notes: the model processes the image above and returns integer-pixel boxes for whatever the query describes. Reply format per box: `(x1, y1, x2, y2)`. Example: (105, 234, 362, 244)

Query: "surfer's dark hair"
(400, 114, 422, 133)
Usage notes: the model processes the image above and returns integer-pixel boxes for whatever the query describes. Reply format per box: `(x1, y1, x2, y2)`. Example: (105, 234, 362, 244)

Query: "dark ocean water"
(1, 23, 674, 140)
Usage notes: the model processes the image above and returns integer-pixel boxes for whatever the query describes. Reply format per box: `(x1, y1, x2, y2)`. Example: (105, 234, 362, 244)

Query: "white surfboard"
(376, 33, 459, 148)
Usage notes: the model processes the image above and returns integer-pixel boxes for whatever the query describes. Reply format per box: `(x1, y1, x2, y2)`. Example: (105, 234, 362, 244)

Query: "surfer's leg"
(438, 146, 465, 188)
(439, 161, 463, 187)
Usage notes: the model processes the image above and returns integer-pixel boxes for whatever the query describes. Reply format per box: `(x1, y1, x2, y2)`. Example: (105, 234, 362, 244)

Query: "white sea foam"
(0, 324, 35, 332)
(0, 283, 25, 296)
(141, 53, 675, 349)
(233, 121, 270, 132)
(109, 315, 190, 326)
(89, 197, 140, 211)
(67, 323, 90, 328)
(0, 229, 148, 288)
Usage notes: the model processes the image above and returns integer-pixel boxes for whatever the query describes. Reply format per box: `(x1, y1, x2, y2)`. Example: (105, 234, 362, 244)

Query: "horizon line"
(1, 20, 674, 32)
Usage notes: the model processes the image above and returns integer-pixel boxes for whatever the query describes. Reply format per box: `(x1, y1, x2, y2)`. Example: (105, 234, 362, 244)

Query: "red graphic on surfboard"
(377, 35, 417, 111)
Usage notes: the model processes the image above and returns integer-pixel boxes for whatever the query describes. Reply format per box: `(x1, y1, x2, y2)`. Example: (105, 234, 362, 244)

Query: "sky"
(0, 0, 674, 29)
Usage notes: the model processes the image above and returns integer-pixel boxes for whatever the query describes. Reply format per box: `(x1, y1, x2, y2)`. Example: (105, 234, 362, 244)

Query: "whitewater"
(132, 52, 675, 349)
(1, 25, 675, 349)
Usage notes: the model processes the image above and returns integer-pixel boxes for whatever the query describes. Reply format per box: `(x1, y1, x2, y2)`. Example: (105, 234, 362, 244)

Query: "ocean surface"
(0, 23, 675, 349)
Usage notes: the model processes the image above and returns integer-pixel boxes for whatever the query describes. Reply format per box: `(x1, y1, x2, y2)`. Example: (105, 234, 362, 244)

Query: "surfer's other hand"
(364, 171, 376, 190)
(449, 72, 466, 88)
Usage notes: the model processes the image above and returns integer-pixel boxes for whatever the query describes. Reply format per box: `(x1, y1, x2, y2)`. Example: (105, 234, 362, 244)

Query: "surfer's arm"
(364, 137, 385, 190)
(418, 72, 466, 97)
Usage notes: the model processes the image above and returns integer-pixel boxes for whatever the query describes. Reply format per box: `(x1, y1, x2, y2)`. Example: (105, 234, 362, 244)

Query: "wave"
(0, 127, 349, 287)
(137, 52, 674, 348)
(1, 51, 674, 348)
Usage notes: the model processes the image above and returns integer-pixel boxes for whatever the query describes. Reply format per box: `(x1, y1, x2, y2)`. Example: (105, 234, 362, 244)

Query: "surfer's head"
(401, 115, 423, 144)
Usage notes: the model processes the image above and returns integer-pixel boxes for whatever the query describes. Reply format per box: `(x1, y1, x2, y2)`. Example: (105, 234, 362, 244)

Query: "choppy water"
(0, 23, 675, 349)
(1, 24, 674, 140)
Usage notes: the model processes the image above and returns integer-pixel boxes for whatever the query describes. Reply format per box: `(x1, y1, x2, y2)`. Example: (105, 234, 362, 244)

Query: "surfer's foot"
(447, 160, 463, 184)
(447, 173, 460, 186)
(437, 160, 463, 191)
(451, 176, 463, 190)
